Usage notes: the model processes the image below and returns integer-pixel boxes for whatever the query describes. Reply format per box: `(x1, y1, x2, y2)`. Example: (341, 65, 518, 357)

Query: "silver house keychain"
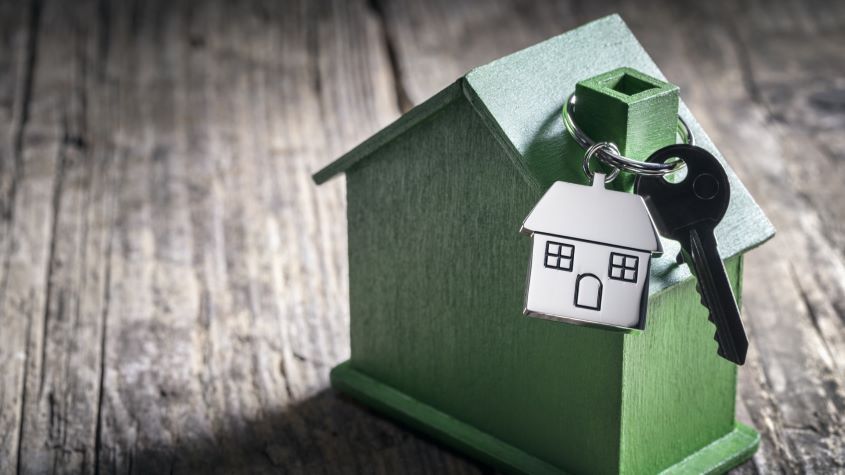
(520, 94, 693, 330)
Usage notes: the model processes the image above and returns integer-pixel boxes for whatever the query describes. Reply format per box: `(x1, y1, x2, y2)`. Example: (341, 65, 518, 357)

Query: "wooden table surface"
(1, 0, 843, 473)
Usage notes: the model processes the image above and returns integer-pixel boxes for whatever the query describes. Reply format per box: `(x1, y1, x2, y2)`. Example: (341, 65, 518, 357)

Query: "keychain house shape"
(521, 175, 662, 329)
(313, 14, 774, 475)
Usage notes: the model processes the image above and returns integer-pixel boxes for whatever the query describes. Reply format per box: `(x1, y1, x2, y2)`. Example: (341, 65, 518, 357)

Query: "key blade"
(688, 229, 749, 365)
(641, 195, 670, 238)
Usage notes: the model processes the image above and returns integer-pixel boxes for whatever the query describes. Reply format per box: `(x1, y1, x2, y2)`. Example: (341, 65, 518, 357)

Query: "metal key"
(635, 144, 748, 365)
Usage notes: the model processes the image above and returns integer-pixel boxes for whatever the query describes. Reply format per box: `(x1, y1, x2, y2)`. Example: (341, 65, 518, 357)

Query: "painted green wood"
(573, 68, 679, 191)
(330, 362, 759, 475)
(346, 98, 626, 473)
(618, 256, 745, 473)
(316, 15, 772, 475)
(312, 83, 463, 185)
(330, 362, 567, 475)
(338, 90, 758, 472)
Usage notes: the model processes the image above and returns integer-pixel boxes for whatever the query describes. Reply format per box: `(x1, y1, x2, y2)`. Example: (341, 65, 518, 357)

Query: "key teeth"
(696, 282, 715, 322)
(697, 282, 727, 353)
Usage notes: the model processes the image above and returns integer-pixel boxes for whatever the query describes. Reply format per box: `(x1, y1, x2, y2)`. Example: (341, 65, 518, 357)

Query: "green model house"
(313, 15, 774, 475)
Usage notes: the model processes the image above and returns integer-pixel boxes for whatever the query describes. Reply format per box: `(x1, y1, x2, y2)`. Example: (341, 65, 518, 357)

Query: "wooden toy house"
(314, 15, 774, 475)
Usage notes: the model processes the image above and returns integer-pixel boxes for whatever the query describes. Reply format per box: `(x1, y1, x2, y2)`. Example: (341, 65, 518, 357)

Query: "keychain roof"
(521, 176, 663, 255)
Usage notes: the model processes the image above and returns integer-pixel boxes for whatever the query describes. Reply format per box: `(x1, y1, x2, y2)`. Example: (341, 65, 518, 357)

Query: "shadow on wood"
(121, 389, 487, 474)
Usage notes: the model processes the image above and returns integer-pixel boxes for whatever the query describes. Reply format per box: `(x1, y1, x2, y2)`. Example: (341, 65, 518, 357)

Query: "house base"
(330, 361, 759, 475)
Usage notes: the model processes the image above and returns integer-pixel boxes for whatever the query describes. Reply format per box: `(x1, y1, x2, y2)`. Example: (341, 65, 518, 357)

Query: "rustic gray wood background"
(0, 0, 843, 473)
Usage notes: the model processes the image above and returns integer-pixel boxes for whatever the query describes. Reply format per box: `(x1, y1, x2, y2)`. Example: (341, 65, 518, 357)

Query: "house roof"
(521, 178, 663, 254)
(313, 14, 774, 295)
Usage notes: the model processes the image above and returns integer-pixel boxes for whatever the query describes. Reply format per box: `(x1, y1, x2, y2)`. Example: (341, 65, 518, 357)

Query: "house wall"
(526, 234, 650, 329)
(619, 255, 742, 474)
(343, 93, 741, 474)
(345, 96, 625, 474)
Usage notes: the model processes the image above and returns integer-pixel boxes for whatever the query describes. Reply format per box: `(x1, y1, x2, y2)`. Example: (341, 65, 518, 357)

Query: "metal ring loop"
(583, 142, 622, 183)
(563, 93, 694, 177)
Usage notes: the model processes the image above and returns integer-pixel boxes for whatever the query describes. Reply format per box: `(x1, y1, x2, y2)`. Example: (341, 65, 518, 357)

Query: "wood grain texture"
(0, 0, 842, 473)
(0, 0, 46, 471)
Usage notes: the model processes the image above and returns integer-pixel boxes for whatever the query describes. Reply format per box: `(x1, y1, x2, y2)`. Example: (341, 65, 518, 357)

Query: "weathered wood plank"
(0, 0, 41, 469)
(374, 0, 579, 108)
(2, 0, 437, 472)
(0, 0, 32, 469)
(12, 0, 118, 472)
(69, 0, 459, 473)
(0, 0, 83, 472)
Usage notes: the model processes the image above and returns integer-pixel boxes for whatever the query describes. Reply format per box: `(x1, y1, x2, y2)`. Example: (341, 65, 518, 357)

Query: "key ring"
(583, 142, 621, 183)
(563, 93, 695, 177)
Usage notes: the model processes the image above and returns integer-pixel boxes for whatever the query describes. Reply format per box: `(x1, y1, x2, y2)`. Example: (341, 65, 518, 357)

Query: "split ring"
(583, 142, 622, 183)
(563, 93, 694, 177)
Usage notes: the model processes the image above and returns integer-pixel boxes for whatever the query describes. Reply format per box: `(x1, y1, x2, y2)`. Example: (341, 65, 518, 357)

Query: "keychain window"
(609, 252, 638, 283)
(544, 241, 574, 271)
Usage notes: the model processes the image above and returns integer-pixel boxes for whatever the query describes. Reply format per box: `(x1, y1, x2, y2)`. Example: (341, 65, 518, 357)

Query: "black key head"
(634, 145, 730, 240)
